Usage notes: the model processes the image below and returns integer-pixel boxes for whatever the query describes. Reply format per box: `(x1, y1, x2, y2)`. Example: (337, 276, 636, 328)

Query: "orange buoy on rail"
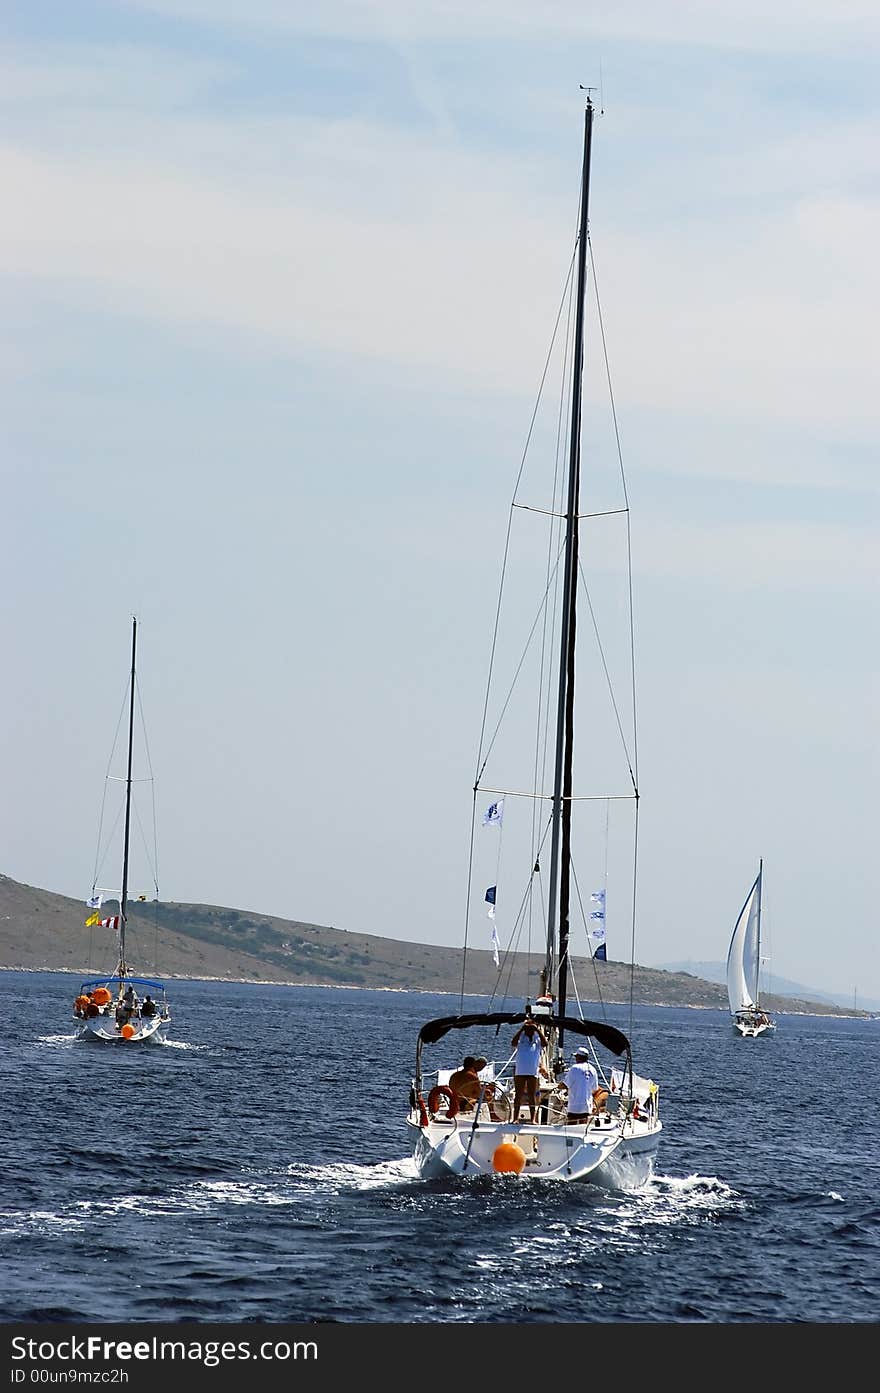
(492, 1142, 526, 1175)
(120, 1023, 136, 1039)
(92, 987, 112, 1006)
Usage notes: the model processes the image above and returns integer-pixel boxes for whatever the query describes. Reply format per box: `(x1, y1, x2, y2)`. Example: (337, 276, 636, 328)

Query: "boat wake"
(39, 1031, 200, 1051)
(0, 1180, 294, 1234)
(605, 1172, 741, 1230)
(0, 1161, 419, 1237)
(284, 1158, 418, 1191)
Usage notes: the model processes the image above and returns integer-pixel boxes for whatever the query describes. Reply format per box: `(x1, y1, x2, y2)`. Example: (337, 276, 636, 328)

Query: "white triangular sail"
(726, 870, 761, 1014)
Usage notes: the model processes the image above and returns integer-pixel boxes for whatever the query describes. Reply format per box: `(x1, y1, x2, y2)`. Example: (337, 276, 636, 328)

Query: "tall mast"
(118, 615, 137, 980)
(755, 858, 763, 1008)
(542, 100, 594, 1057)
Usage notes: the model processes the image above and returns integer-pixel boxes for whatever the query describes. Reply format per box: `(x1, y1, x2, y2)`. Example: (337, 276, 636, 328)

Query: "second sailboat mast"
(118, 615, 137, 978)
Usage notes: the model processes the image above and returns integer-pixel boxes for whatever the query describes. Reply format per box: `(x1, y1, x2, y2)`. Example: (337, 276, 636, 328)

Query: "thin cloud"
(3, 118, 878, 445)
(118, 0, 880, 53)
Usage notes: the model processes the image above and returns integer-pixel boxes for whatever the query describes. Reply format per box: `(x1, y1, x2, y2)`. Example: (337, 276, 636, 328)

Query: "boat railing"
(424, 1058, 658, 1098)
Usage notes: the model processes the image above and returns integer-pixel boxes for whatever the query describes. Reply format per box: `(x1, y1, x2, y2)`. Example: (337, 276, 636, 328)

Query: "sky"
(2, 1, 878, 1001)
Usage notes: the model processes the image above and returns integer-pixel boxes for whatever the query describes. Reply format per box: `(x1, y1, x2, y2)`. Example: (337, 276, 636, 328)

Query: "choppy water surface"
(1, 972, 877, 1322)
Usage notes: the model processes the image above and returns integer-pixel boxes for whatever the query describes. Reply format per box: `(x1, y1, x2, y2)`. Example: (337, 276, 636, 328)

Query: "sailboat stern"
(73, 976, 171, 1044)
(408, 1011, 661, 1189)
(74, 1013, 169, 1044)
(733, 1011, 775, 1039)
(407, 1112, 660, 1188)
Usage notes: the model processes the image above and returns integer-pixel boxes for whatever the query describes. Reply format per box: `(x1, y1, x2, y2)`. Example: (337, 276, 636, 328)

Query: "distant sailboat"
(726, 860, 775, 1038)
(72, 617, 171, 1044)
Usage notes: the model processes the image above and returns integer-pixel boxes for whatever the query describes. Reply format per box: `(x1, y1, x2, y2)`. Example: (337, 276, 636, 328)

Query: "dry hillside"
(0, 872, 855, 1015)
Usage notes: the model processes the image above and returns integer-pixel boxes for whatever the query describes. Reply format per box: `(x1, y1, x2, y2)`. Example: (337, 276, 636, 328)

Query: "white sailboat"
(405, 97, 662, 1187)
(726, 860, 775, 1038)
(72, 617, 171, 1044)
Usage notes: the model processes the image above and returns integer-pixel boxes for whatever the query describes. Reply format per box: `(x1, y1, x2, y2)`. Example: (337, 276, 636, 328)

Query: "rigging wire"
(463, 221, 644, 1033)
(531, 238, 576, 971)
(472, 244, 578, 785)
(87, 671, 162, 978)
(588, 232, 639, 790)
(576, 560, 637, 790)
(462, 244, 578, 1003)
(485, 816, 555, 1013)
(570, 859, 606, 1010)
(133, 675, 162, 971)
(588, 231, 642, 1034)
(91, 686, 129, 896)
(475, 540, 565, 782)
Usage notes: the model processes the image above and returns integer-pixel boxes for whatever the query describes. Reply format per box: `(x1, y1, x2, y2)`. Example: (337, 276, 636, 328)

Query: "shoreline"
(0, 964, 871, 1019)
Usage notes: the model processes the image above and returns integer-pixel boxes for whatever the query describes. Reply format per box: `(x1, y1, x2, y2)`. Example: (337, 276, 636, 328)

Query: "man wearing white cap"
(563, 1046, 600, 1123)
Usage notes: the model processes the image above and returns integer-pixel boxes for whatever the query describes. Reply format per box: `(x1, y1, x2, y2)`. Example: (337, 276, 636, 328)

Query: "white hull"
(733, 1017, 774, 1039)
(406, 1113, 660, 1190)
(74, 1014, 169, 1044)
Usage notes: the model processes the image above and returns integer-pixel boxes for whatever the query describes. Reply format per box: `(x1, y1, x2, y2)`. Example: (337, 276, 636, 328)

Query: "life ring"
(427, 1085, 458, 1120)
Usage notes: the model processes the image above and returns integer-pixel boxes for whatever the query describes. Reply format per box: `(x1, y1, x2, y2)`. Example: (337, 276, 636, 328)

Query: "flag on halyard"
(484, 885, 496, 914)
(589, 908, 606, 961)
(99, 916, 120, 931)
(84, 912, 101, 927)
(491, 921, 500, 968)
(590, 889, 605, 905)
(482, 799, 504, 827)
(86, 894, 103, 909)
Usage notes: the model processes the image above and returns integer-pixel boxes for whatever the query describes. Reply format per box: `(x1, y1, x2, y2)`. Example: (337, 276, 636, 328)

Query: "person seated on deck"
(562, 1046, 600, 1123)
(448, 1056, 488, 1113)
(141, 995, 156, 1017)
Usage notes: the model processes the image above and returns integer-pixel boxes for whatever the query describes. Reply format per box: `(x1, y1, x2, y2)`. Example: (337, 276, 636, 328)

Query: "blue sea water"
(0, 970, 878, 1325)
